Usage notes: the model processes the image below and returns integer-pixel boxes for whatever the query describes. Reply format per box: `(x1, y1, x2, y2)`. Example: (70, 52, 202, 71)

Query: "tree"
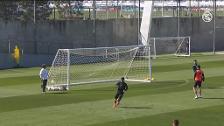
(0, 1, 17, 20)
(0, 0, 51, 21)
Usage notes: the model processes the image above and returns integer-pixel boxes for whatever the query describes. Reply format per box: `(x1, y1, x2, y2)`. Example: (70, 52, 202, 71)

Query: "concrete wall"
(151, 17, 224, 52)
(0, 53, 54, 69)
(1, 17, 224, 69)
(0, 19, 138, 55)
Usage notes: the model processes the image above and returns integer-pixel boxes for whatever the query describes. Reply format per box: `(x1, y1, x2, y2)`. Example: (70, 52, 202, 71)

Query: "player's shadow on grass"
(48, 92, 70, 94)
(203, 97, 224, 100)
(74, 89, 114, 92)
(205, 87, 220, 89)
(120, 106, 152, 110)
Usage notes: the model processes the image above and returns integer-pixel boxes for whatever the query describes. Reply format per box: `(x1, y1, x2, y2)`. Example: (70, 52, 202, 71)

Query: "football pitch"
(0, 54, 224, 126)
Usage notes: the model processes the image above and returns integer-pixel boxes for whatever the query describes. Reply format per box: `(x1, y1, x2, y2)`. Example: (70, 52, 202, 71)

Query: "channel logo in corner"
(202, 10, 213, 23)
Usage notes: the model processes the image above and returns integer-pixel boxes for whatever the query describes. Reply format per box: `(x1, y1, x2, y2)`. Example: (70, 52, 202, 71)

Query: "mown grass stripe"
(0, 75, 39, 87)
(0, 54, 223, 126)
(153, 60, 224, 73)
(0, 89, 223, 126)
(88, 104, 224, 126)
(0, 75, 223, 114)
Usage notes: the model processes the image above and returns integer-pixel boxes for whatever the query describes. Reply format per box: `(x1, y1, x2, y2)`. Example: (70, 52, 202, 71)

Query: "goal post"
(149, 36, 191, 58)
(47, 45, 152, 90)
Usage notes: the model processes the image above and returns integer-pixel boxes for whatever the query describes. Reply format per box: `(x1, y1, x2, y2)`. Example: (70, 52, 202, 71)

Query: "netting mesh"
(48, 50, 69, 87)
(125, 46, 151, 81)
(149, 36, 190, 58)
(47, 45, 151, 89)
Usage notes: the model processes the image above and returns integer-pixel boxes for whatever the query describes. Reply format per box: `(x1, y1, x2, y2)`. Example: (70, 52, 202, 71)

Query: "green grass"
(0, 54, 224, 126)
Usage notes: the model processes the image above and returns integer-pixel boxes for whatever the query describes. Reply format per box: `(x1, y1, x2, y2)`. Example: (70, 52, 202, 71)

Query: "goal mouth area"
(47, 79, 118, 90)
(47, 78, 152, 90)
(47, 45, 152, 91)
(46, 85, 68, 91)
(174, 54, 191, 57)
(126, 79, 151, 83)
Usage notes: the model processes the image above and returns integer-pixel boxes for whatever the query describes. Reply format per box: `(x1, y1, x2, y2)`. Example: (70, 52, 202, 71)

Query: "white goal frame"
(150, 36, 191, 58)
(47, 45, 152, 90)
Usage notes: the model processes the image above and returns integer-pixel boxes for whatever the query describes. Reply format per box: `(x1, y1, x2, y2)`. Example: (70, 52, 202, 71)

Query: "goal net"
(149, 36, 191, 58)
(47, 45, 151, 90)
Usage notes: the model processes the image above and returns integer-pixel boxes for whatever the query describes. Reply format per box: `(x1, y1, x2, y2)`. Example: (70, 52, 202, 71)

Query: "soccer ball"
(47, 85, 68, 91)
(46, 86, 51, 91)
(50, 79, 55, 83)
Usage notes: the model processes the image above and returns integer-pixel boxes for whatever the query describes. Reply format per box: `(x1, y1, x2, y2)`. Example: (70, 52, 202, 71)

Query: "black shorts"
(42, 80, 47, 88)
(194, 81, 202, 88)
(114, 92, 124, 101)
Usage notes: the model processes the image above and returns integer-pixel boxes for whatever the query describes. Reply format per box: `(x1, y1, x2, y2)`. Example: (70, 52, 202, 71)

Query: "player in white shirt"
(39, 64, 48, 93)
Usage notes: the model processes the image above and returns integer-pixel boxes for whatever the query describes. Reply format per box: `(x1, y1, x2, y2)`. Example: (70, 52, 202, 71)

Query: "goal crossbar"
(47, 45, 152, 90)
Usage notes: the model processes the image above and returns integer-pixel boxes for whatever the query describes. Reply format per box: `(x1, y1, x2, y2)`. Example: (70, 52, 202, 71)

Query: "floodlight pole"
(106, 0, 108, 19)
(33, 0, 36, 24)
(134, 0, 137, 18)
(116, 0, 119, 18)
(120, 0, 123, 17)
(137, 0, 140, 45)
(188, 0, 192, 17)
(177, 0, 180, 37)
(93, 0, 96, 23)
(93, 0, 96, 46)
(162, 0, 164, 16)
(213, 0, 216, 54)
(197, 0, 200, 17)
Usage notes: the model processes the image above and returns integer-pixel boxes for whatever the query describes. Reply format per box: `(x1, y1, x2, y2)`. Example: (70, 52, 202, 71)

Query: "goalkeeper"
(113, 77, 128, 108)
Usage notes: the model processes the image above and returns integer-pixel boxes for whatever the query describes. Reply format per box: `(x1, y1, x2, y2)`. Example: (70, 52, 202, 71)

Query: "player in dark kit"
(192, 59, 199, 73)
(113, 77, 128, 108)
